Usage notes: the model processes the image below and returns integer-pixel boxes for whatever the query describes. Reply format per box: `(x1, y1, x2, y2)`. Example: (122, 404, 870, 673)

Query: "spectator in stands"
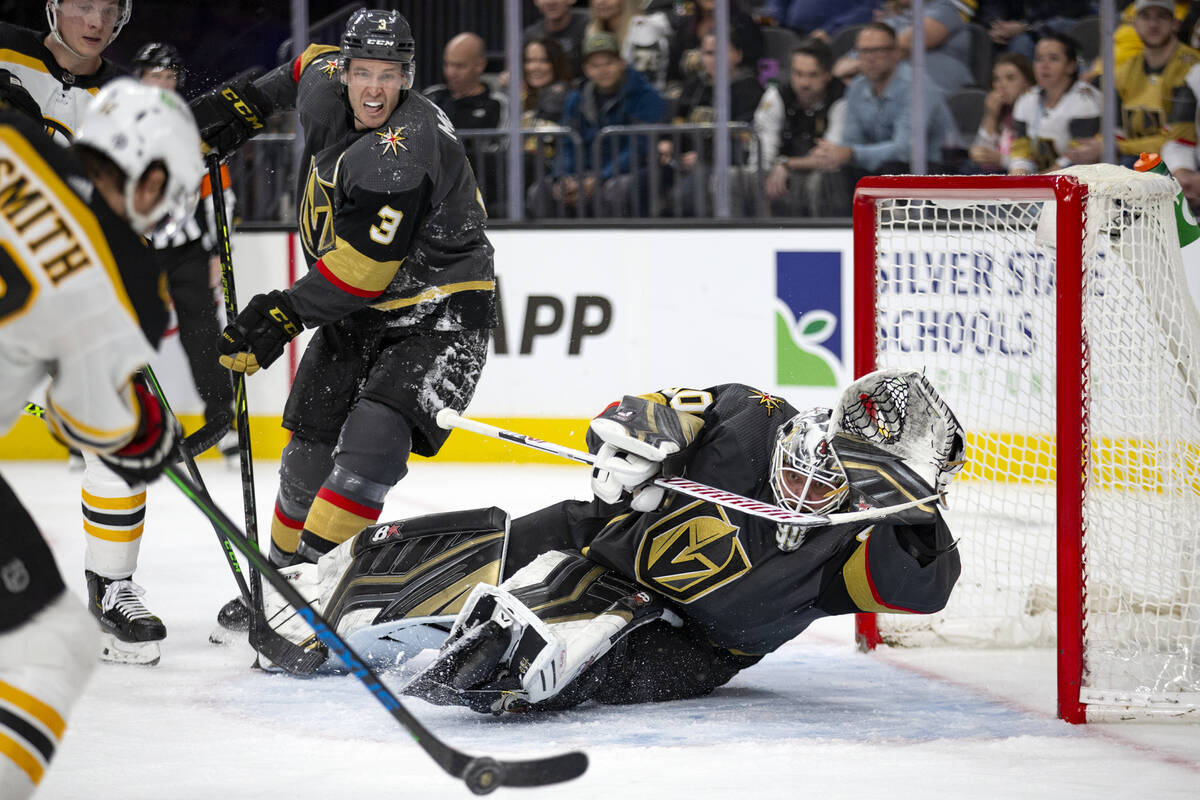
(527, 31, 667, 217)
(762, 0, 878, 41)
(1008, 32, 1102, 174)
(750, 38, 850, 216)
(834, 0, 976, 92)
(1163, 60, 1200, 211)
(977, 1, 1093, 61)
(1070, 0, 1200, 168)
(812, 22, 958, 176)
(662, 29, 764, 216)
(967, 51, 1035, 173)
(424, 32, 508, 130)
(521, 37, 574, 188)
(1106, 1, 1192, 72)
(668, 0, 764, 82)
(524, 0, 589, 77)
(424, 32, 508, 213)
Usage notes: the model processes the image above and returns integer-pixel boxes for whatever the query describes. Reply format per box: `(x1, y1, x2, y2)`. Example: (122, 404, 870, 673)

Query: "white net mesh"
(865, 165, 1200, 717)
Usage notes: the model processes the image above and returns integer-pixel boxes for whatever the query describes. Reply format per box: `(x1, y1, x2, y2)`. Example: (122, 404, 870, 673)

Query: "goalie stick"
(435, 410, 939, 526)
(161, 464, 588, 794)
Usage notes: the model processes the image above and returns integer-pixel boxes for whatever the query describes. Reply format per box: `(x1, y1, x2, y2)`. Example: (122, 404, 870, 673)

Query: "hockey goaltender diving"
(250, 368, 964, 715)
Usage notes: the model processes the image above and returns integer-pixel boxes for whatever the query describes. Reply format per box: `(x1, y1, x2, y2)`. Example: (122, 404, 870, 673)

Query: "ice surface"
(5, 461, 1198, 800)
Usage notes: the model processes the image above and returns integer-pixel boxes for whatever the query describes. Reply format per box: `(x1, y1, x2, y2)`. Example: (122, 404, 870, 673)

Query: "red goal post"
(851, 170, 1200, 724)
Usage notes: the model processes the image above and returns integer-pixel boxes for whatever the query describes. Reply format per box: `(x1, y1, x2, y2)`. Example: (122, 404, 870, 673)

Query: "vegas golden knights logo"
(635, 501, 751, 603)
(299, 157, 336, 259)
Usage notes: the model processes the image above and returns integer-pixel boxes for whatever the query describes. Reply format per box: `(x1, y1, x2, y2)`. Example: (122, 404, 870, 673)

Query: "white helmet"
(46, 0, 133, 54)
(74, 78, 204, 235)
(770, 408, 847, 515)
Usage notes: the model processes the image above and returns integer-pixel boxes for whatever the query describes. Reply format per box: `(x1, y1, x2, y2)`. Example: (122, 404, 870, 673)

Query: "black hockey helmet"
(132, 42, 186, 88)
(338, 8, 416, 88)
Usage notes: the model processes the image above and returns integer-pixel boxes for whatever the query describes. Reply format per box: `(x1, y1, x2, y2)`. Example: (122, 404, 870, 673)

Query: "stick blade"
(491, 750, 588, 790)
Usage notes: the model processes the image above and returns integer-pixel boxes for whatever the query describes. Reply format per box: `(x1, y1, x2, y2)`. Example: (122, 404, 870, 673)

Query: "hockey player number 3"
(370, 204, 403, 244)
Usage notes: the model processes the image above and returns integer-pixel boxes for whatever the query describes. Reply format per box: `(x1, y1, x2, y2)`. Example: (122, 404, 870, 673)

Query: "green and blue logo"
(776, 251, 842, 387)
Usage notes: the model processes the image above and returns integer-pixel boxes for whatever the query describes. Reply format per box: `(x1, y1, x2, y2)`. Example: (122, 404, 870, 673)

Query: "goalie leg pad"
(405, 550, 682, 714)
(258, 507, 509, 673)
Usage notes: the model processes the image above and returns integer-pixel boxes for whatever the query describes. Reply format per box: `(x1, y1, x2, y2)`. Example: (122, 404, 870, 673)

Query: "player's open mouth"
(364, 101, 383, 111)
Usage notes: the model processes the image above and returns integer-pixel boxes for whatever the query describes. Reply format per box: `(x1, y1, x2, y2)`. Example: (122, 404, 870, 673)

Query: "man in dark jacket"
(528, 32, 667, 217)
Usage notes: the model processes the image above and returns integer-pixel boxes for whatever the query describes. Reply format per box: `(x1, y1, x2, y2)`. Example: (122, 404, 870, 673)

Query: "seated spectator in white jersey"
(1009, 32, 1102, 175)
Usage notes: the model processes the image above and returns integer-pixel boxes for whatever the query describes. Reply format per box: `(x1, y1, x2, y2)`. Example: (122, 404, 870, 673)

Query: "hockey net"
(852, 165, 1200, 722)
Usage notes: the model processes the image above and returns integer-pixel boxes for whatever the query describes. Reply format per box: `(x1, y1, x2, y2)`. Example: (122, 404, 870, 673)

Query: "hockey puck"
(462, 757, 503, 795)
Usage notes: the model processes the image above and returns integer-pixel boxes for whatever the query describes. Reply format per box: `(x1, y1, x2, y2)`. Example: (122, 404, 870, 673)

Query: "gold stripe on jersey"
(320, 235, 402, 294)
(0, 48, 46, 76)
(0, 127, 131, 316)
(0, 680, 66, 738)
(367, 279, 497, 312)
(0, 237, 40, 323)
(297, 44, 339, 77)
(842, 531, 919, 614)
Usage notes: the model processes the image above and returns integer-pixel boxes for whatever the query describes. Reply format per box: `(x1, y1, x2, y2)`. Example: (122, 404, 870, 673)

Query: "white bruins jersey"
(0, 22, 123, 143)
(1010, 81, 1102, 173)
(0, 110, 167, 452)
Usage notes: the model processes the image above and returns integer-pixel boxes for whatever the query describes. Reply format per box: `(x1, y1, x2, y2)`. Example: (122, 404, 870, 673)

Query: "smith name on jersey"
(0, 22, 123, 143)
(0, 107, 167, 450)
(254, 45, 495, 333)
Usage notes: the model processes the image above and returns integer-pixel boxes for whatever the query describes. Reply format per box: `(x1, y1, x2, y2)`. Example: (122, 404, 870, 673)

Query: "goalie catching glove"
(97, 374, 183, 487)
(586, 394, 704, 511)
(217, 290, 303, 375)
(832, 369, 965, 496)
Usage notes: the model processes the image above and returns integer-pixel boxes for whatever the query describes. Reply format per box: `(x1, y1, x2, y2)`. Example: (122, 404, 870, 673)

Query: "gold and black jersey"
(0, 22, 124, 143)
(575, 384, 961, 655)
(253, 44, 495, 332)
(0, 108, 166, 449)
(1114, 44, 1200, 157)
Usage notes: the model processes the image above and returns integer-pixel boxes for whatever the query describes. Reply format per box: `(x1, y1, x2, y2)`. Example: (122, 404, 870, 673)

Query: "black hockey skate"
(85, 570, 166, 666)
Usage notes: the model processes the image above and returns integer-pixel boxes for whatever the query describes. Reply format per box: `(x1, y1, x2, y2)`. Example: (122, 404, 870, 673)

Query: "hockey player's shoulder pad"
(831, 432, 939, 524)
(293, 44, 340, 82)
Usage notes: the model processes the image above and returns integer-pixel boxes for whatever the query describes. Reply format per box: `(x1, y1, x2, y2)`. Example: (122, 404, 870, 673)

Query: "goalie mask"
(73, 79, 204, 236)
(338, 8, 416, 91)
(771, 408, 847, 515)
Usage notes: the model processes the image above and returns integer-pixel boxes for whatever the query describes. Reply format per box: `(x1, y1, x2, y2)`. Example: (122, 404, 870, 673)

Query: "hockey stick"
(162, 464, 588, 794)
(207, 153, 266, 654)
(436, 409, 939, 526)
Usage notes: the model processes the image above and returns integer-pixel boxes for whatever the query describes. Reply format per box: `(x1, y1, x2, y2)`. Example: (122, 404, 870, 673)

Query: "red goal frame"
(850, 175, 1089, 724)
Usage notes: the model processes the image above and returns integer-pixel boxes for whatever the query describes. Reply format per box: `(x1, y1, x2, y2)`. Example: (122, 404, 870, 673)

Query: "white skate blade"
(99, 633, 161, 666)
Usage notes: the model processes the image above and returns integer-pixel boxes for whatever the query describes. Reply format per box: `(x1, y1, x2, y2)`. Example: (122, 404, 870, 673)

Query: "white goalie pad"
(833, 369, 966, 493)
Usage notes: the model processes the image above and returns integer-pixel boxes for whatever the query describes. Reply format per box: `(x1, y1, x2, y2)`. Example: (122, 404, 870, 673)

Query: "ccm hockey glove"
(98, 374, 183, 487)
(189, 76, 273, 156)
(218, 290, 302, 375)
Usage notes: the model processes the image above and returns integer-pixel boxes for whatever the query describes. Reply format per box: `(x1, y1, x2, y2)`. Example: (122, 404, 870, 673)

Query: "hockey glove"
(0, 69, 43, 124)
(587, 395, 704, 509)
(217, 290, 303, 375)
(98, 375, 183, 488)
(189, 76, 273, 156)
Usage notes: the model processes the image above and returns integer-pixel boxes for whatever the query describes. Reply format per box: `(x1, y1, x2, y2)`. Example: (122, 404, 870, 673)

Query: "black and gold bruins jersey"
(0, 108, 167, 450)
(0, 22, 123, 143)
(254, 45, 495, 332)
(570, 384, 960, 655)
(1114, 43, 1200, 157)
(1010, 82, 1102, 174)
